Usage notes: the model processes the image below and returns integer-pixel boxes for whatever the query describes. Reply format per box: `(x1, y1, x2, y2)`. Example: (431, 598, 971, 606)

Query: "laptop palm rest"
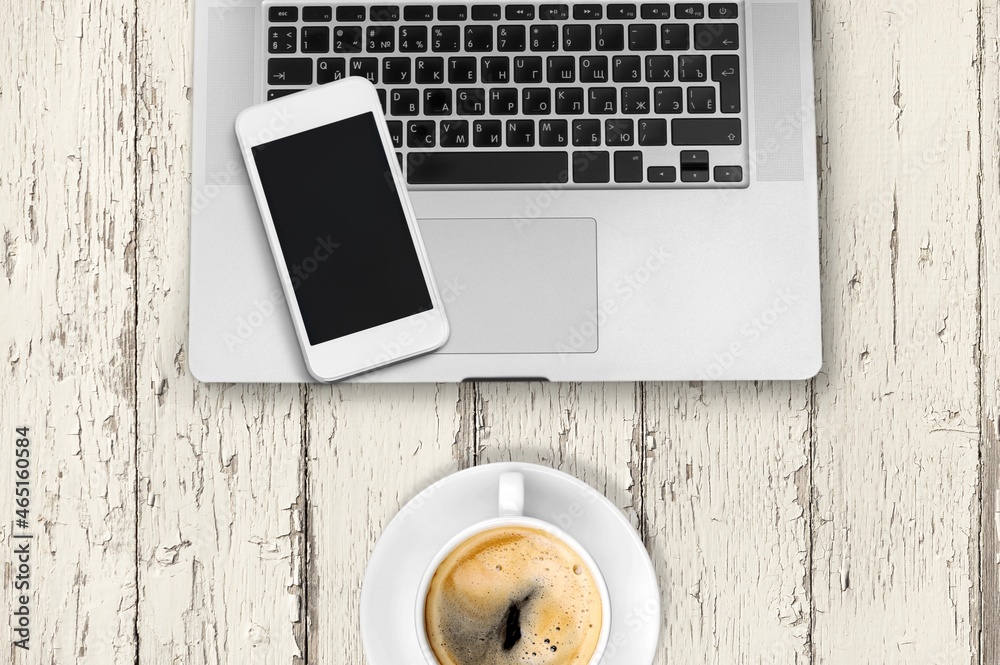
(418, 218, 598, 354)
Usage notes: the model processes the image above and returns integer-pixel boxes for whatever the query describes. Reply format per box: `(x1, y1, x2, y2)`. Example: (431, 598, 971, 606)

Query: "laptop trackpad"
(418, 218, 598, 354)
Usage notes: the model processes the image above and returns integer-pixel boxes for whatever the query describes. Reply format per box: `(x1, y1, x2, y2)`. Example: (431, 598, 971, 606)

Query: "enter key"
(711, 54, 741, 113)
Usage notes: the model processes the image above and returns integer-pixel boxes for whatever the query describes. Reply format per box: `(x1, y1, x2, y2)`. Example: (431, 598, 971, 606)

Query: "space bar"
(406, 152, 569, 185)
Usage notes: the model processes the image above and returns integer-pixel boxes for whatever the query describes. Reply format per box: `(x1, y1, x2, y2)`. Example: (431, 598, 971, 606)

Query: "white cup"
(414, 471, 612, 664)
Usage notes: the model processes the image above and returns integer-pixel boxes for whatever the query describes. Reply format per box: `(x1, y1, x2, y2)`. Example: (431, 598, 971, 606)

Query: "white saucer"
(360, 462, 661, 664)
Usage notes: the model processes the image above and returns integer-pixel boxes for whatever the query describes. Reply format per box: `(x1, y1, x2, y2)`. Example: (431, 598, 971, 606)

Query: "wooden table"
(2, 1, 998, 663)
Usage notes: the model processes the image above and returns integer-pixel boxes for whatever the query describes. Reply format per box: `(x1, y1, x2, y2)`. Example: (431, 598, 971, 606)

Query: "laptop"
(190, 0, 821, 382)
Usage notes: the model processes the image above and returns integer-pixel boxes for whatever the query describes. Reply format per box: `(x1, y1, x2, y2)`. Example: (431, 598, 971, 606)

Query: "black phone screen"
(251, 112, 433, 346)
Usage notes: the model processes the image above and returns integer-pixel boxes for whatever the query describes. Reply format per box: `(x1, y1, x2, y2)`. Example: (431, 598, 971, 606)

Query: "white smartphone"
(235, 78, 449, 382)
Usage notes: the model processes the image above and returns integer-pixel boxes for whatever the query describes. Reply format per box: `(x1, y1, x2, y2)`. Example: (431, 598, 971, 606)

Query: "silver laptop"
(190, 0, 821, 382)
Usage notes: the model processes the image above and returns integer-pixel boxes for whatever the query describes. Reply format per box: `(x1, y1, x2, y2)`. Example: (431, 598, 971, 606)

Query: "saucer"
(360, 462, 661, 664)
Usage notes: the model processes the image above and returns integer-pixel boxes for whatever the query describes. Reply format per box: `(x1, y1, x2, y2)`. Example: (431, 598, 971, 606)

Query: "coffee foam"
(425, 526, 602, 665)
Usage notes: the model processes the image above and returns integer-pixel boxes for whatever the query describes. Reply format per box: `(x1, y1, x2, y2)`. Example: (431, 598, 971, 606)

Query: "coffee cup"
(415, 471, 612, 665)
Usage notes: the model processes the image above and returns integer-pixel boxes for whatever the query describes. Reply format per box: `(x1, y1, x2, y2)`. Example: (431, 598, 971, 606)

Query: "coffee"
(424, 526, 603, 665)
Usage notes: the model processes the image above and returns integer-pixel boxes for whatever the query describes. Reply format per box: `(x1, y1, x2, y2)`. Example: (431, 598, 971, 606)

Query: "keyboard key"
(416, 56, 445, 82)
(694, 23, 739, 50)
(612, 55, 641, 82)
(709, 3, 738, 18)
(407, 151, 568, 183)
(564, 25, 591, 50)
(676, 3, 705, 19)
(489, 88, 518, 114)
(269, 7, 298, 22)
(546, 56, 575, 82)
(473, 120, 503, 146)
(678, 54, 707, 81)
(615, 151, 643, 182)
(268, 27, 297, 54)
(681, 167, 710, 182)
(621, 87, 650, 113)
(404, 5, 434, 20)
(530, 25, 560, 51)
(714, 165, 743, 182)
(572, 119, 601, 145)
(646, 55, 674, 81)
(595, 24, 624, 51)
(648, 166, 676, 182)
(654, 86, 683, 113)
(540, 4, 570, 19)
(671, 118, 742, 145)
(304, 6, 333, 21)
(515, 56, 545, 82)
(439, 5, 468, 20)
(580, 55, 609, 82)
(336, 6, 366, 21)
(638, 118, 667, 145)
(465, 25, 494, 51)
(387, 120, 403, 147)
(506, 119, 535, 146)
(268, 58, 312, 85)
(712, 54, 740, 112)
(641, 3, 670, 19)
(661, 24, 690, 49)
(441, 120, 470, 146)
(473, 4, 502, 20)
(399, 26, 428, 51)
(481, 56, 510, 82)
(317, 57, 346, 83)
(334, 26, 363, 53)
(432, 26, 461, 51)
(377, 88, 387, 112)
(498, 25, 527, 51)
(302, 27, 330, 53)
(556, 87, 585, 114)
(574, 4, 603, 19)
(605, 119, 634, 146)
(349, 57, 379, 82)
(424, 88, 454, 114)
(449, 56, 477, 82)
(573, 151, 610, 183)
(370, 5, 400, 20)
(409, 120, 436, 147)
(589, 87, 616, 113)
(539, 119, 569, 146)
(607, 3, 637, 19)
(687, 86, 716, 113)
(267, 89, 302, 100)
(391, 89, 420, 115)
(523, 88, 552, 114)
(366, 26, 395, 52)
(680, 150, 709, 167)
(457, 88, 486, 114)
(628, 25, 657, 50)
(506, 4, 536, 20)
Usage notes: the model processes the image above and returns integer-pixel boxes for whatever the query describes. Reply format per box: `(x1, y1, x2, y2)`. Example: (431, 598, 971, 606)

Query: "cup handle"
(498, 472, 524, 517)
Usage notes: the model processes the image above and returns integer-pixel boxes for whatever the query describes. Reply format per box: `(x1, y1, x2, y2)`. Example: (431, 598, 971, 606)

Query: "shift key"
(671, 118, 741, 145)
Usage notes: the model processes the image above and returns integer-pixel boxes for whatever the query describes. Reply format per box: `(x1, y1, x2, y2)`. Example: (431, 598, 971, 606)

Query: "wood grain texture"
(0, 1, 139, 662)
(810, 1, 982, 662)
(134, 3, 306, 663)
(305, 384, 467, 664)
(643, 383, 812, 664)
(979, 0, 1000, 661)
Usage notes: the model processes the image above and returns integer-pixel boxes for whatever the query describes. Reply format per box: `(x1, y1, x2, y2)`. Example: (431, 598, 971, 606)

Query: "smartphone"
(235, 78, 449, 382)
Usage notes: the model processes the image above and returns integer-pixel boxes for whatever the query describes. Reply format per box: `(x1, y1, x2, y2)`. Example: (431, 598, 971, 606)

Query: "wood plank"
(0, 2, 138, 662)
(306, 383, 467, 664)
(979, 0, 1000, 661)
(643, 382, 812, 663)
(134, 4, 306, 662)
(810, 1, 982, 661)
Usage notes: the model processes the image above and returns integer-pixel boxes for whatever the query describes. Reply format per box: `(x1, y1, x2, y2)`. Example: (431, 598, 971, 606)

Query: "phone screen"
(251, 112, 433, 346)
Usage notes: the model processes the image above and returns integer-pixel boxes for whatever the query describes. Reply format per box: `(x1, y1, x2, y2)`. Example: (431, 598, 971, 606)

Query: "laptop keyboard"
(263, 1, 749, 189)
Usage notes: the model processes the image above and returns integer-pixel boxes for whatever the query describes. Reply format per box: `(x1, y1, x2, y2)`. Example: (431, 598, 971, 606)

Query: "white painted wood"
(134, 3, 306, 663)
(810, 1, 982, 662)
(0, 2, 139, 662)
(643, 382, 812, 664)
(305, 384, 466, 664)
